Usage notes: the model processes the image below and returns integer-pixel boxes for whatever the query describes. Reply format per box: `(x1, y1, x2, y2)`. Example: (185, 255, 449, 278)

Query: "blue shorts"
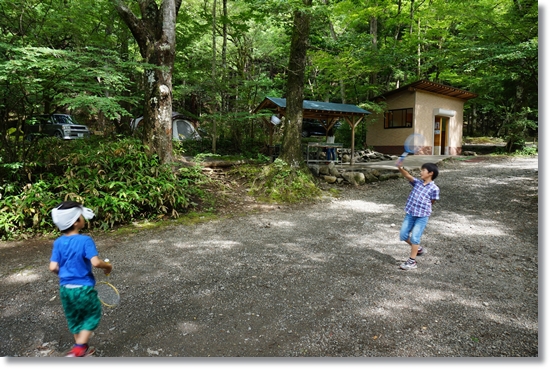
(399, 213, 429, 245)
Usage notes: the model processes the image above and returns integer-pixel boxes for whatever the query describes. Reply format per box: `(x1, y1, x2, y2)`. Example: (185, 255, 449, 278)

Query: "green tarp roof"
(265, 97, 370, 114)
(254, 97, 370, 119)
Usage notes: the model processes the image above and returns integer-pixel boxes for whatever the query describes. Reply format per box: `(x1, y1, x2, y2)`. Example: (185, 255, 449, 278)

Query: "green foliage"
(0, 43, 140, 120)
(493, 144, 538, 157)
(172, 138, 212, 157)
(1, 0, 539, 159)
(463, 136, 505, 145)
(230, 158, 321, 203)
(514, 145, 538, 156)
(0, 138, 209, 240)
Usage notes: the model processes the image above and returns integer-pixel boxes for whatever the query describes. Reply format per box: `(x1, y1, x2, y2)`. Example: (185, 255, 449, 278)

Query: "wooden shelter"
(253, 97, 371, 164)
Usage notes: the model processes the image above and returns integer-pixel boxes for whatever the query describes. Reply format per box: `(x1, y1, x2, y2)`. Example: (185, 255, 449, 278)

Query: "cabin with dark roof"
(368, 80, 477, 155)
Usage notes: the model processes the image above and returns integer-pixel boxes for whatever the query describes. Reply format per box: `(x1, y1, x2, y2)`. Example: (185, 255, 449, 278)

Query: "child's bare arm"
(91, 256, 113, 275)
(397, 166, 415, 182)
(49, 261, 59, 274)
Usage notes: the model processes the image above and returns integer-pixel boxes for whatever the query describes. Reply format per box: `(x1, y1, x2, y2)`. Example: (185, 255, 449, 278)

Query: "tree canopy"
(0, 0, 538, 158)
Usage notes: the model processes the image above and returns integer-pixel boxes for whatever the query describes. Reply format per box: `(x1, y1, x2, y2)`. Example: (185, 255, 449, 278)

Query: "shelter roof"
(254, 97, 371, 120)
(372, 80, 478, 102)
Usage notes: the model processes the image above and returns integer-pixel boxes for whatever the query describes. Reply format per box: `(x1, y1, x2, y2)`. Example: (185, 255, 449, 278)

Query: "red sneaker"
(64, 345, 95, 357)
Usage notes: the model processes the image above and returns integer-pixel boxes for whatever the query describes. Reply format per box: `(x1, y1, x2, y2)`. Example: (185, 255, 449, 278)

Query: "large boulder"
(319, 165, 330, 175)
(342, 171, 366, 186)
(364, 172, 379, 183)
(323, 175, 338, 184)
(309, 164, 320, 177)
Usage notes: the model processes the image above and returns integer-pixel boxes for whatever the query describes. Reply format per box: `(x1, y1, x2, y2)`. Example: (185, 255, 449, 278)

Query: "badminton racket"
(96, 258, 120, 308)
(396, 133, 425, 167)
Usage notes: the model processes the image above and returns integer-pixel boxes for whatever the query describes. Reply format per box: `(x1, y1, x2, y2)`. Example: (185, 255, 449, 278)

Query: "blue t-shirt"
(50, 234, 98, 286)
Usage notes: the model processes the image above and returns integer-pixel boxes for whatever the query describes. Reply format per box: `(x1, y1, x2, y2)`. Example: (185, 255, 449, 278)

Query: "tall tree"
(112, 0, 183, 164)
(279, 0, 312, 166)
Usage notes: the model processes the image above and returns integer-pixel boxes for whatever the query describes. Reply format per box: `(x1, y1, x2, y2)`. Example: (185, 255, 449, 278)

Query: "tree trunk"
(112, 0, 182, 164)
(417, 18, 421, 78)
(369, 14, 378, 96)
(222, 0, 227, 70)
(211, 0, 217, 154)
(280, 0, 312, 167)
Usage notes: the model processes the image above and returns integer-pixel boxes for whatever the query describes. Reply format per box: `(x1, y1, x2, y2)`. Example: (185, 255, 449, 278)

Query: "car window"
(53, 115, 70, 124)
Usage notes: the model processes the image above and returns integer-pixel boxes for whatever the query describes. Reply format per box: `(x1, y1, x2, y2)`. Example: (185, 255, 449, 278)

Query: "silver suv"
(25, 114, 91, 140)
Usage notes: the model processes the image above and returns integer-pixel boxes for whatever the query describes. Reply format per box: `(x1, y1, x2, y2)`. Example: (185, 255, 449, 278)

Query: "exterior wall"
(415, 91, 465, 155)
(366, 91, 416, 155)
(367, 89, 466, 155)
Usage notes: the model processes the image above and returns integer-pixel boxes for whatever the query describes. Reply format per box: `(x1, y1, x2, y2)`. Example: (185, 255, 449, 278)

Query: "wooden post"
(268, 118, 274, 158)
(350, 119, 355, 165)
(345, 115, 365, 165)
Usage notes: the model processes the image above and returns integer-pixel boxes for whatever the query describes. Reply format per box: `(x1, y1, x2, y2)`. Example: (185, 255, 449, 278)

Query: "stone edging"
(308, 161, 405, 186)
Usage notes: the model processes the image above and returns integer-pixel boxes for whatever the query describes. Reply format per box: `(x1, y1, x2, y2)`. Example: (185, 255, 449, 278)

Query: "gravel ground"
(0, 156, 539, 360)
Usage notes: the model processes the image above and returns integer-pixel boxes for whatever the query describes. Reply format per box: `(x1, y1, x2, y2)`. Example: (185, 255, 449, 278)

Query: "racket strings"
(96, 282, 120, 307)
(404, 134, 425, 154)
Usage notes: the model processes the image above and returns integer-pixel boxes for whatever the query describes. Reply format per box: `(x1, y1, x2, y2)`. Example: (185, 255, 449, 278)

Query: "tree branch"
(111, 0, 149, 58)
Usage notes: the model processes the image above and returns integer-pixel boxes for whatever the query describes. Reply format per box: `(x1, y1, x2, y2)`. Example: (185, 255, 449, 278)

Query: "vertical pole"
(269, 120, 274, 159)
(350, 117, 355, 165)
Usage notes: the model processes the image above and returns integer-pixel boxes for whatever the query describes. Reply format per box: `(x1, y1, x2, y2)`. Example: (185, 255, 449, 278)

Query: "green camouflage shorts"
(59, 285, 102, 334)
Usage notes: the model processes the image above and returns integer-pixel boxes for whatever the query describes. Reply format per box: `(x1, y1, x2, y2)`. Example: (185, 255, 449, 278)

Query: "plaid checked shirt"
(404, 178, 440, 217)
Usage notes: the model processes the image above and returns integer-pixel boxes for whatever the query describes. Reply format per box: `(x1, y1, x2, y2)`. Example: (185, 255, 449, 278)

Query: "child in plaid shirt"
(396, 163, 440, 270)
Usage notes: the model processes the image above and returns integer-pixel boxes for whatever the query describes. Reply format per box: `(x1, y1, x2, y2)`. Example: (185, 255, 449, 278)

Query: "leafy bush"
(493, 144, 538, 156)
(463, 136, 505, 145)
(230, 158, 322, 203)
(174, 136, 268, 158)
(516, 145, 538, 156)
(0, 137, 209, 240)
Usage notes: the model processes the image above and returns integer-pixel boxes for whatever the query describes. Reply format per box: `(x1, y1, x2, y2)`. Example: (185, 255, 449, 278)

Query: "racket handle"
(104, 259, 111, 276)
(396, 155, 406, 167)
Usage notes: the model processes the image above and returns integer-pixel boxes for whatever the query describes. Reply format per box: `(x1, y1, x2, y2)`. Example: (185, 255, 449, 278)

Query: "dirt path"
(0, 156, 539, 359)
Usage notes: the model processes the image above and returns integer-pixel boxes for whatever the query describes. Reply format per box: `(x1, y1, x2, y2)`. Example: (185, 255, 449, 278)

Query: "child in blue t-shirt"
(396, 163, 440, 270)
(49, 201, 112, 357)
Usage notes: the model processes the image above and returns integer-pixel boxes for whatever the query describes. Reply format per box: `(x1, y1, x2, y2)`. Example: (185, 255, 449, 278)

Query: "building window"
(384, 108, 413, 128)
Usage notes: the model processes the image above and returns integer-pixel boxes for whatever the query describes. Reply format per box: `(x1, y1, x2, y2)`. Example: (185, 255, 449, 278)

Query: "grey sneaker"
(417, 246, 427, 256)
(399, 259, 417, 270)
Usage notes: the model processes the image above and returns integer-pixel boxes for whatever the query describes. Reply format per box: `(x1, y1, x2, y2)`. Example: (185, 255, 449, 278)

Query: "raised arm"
(397, 166, 415, 182)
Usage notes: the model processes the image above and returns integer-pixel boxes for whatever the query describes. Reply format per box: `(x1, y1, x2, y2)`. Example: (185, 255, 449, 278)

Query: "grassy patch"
(228, 159, 322, 204)
(463, 136, 505, 145)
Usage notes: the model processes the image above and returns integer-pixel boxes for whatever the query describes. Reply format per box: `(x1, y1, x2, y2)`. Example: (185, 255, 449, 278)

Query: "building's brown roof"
(372, 80, 478, 101)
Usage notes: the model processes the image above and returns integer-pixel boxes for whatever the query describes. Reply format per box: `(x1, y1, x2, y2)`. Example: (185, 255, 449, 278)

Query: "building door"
(433, 117, 441, 155)
(440, 119, 447, 154)
(433, 116, 449, 155)
(433, 108, 455, 155)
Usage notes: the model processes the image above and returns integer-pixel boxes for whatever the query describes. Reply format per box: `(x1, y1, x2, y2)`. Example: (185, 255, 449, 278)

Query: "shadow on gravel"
(0, 156, 539, 358)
